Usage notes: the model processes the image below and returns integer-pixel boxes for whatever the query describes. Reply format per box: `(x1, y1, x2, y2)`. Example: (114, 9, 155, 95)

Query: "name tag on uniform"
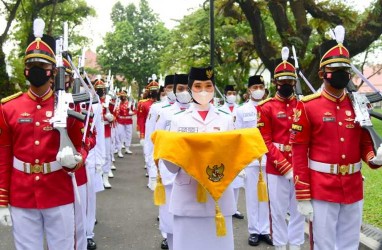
(243, 112, 256, 121)
(178, 127, 198, 133)
(18, 118, 33, 123)
(277, 113, 287, 118)
(323, 117, 335, 122)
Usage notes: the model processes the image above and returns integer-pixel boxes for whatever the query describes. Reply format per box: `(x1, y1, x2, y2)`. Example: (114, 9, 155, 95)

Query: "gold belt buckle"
(30, 164, 43, 174)
(284, 145, 291, 152)
(338, 165, 349, 175)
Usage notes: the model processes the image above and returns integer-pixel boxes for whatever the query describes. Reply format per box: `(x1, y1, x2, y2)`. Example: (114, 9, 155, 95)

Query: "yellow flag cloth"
(151, 127, 267, 202)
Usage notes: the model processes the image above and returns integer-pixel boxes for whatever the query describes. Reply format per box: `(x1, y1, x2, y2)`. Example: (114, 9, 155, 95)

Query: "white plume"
(152, 74, 157, 81)
(96, 74, 101, 80)
(334, 25, 345, 44)
(33, 18, 45, 38)
(281, 47, 289, 61)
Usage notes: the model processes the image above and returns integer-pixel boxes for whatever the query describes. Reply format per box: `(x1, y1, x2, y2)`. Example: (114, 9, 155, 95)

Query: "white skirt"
(159, 184, 174, 234)
(173, 215, 234, 250)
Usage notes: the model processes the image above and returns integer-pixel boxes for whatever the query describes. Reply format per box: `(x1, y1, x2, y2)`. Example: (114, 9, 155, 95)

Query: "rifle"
(291, 46, 317, 97)
(50, 31, 82, 154)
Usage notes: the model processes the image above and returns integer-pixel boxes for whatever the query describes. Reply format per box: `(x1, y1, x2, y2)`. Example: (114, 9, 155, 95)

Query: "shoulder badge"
(174, 110, 186, 115)
(257, 98, 272, 106)
(301, 93, 321, 103)
(218, 109, 229, 115)
(1, 91, 23, 104)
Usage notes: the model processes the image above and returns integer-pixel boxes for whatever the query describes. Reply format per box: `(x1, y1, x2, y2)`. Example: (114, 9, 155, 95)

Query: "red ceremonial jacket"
(137, 99, 154, 139)
(290, 89, 380, 204)
(257, 94, 297, 176)
(116, 100, 135, 125)
(0, 89, 85, 209)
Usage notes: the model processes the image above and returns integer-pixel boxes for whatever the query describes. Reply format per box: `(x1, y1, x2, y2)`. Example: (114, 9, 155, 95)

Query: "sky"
(83, 0, 205, 50)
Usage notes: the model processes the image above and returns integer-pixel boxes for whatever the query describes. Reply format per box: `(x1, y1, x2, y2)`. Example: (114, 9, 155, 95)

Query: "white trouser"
(312, 199, 362, 250)
(75, 184, 87, 250)
(111, 126, 118, 151)
(102, 137, 112, 173)
(159, 184, 174, 234)
(233, 188, 240, 212)
(86, 168, 97, 239)
(117, 123, 133, 149)
(167, 233, 174, 250)
(267, 174, 305, 246)
(11, 204, 75, 250)
(245, 166, 270, 234)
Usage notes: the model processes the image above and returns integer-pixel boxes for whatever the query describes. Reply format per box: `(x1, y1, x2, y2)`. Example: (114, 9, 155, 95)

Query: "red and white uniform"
(137, 98, 155, 139)
(115, 100, 135, 150)
(257, 94, 305, 247)
(100, 97, 113, 174)
(290, 89, 380, 250)
(0, 89, 86, 250)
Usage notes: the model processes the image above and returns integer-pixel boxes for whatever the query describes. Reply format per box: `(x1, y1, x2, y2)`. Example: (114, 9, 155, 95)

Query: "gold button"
(340, 138, 345, 142)
(35, 122, 40, 126)
(342, 154, 346, 159)
(337, 106, 340, 110)
(35, 159, 39, 164)
(288, 117, 291, 120)
(339, 122, 343, 126)
(289, 153, 292, 157)
(35, 176, 40, 181)
(37, 105, 41, 110)
(287, 104, 289, 107)
(35, 140, 40, 145)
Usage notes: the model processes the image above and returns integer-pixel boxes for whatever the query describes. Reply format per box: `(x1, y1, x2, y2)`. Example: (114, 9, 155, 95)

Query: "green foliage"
(97, 0, 170, 93)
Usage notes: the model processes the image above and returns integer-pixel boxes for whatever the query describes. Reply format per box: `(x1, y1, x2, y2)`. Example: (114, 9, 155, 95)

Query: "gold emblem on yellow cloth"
(206, 164, 224, 182)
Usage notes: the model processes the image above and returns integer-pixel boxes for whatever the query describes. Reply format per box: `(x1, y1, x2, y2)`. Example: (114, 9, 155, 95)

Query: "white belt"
(273, 142, 292, 152)
(309, 160, 362, 175)
(13, 157, 62, 174)
(118, 116, 132, 119)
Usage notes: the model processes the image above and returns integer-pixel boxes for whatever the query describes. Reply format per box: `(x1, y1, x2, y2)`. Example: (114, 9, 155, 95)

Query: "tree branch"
(0, 0, 22, 44)
(304, 0, 343, 24)
(267, 0, 293, 45)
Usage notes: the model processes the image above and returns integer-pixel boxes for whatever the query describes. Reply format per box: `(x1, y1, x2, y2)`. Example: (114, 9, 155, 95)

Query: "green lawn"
(362, 113, 382, 228)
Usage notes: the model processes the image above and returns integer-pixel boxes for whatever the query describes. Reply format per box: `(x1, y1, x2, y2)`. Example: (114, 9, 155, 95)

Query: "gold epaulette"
(301, 93, 321, 103)
(257, 98, 272, 106)
(1, 91, 23, 104)
(140, 99, 150, 103)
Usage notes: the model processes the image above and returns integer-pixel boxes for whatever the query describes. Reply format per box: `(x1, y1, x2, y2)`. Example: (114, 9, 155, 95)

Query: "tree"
(0, 0, 95, 98)
(97, 0, 170, 95)
(219, 0, 382, 92)
(0, 0, 22, 98)
(159, 5, 256, 91)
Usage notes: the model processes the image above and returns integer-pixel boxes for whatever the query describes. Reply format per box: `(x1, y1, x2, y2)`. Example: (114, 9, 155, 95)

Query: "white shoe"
(114, 149, 118, 154)
(125, 148, 133, 154)
(111, 164, 116, 170)
(118, 150, 124, 158)
(111, 155, 115, 162)
(108, 171, 114, 178)
(144, 165, 147, 169)
(103, 174, 112, 189)
(121, 144, 125, 149)
(145, 172, 149, 177)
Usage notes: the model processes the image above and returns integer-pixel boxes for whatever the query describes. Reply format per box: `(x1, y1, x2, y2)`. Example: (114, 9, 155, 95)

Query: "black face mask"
(278, 84, 294, 97)
(96, 89, 105, 97)
(24, 66, 53, 87)
(324, 70, 351, 90)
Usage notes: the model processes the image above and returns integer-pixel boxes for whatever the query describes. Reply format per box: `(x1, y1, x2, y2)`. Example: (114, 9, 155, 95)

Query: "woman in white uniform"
(164, 66, 236, 250)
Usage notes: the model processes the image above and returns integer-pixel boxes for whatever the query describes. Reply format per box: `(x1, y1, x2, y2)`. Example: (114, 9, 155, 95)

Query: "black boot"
(87, 238, 97, 250)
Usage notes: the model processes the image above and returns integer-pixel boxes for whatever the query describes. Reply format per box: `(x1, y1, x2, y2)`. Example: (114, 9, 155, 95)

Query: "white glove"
(129, 111, 134, 115)
(148, 176, 157, 191)
(238, 169, 246, 178)
(297, 200, 314, 221)
(0, 207, 12, 226)
(95, 164, 103, 174)
(370, 144, 382, 165)
(56, 146, 82, 169)
(140, 139, 145, 147)
(284, 170, 293, 180)
(105, 113, 114, 122)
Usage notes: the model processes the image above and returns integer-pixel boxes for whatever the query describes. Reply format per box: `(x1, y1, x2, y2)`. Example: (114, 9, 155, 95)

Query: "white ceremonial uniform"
(145, 99, 171, 189)
(155, 101, 190, 249)
(219, 102, 245, 211)
(235, 99, 270, 235)
(86, 102, 106, 240)
(165, 104, 236, 250)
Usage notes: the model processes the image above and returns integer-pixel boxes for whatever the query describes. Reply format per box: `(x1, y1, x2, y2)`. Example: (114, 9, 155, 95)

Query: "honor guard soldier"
(219, 85, 246, 220)
(0, 18, 85, 250)
(115, 90, 135, 157)
(154, 73, 192, 249)
(164, 66, 236, 250)
(145, 75, 176, 190)
(290, 26, 382, 250)
(257, 48, 305, 250)
(94, 79, 115, 189)
(235, 75, 272, 246)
